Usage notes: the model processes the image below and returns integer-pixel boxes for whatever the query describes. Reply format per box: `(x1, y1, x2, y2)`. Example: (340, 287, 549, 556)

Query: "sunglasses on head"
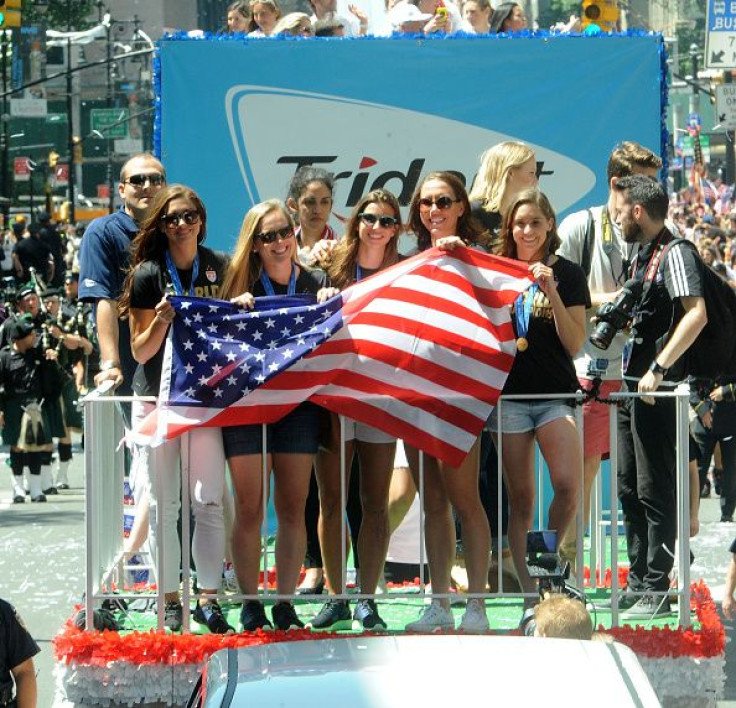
(160, 209, 200, 229)
(418, 195, 460, 211)
(257, 226, 294, 244)
(358, 212, 399, 228)
(125, 173, 165, 187)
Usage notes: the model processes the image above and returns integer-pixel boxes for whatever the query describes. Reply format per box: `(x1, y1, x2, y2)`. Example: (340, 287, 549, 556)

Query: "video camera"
(520, 530, 586, 636)
(589, 278, 643, 351)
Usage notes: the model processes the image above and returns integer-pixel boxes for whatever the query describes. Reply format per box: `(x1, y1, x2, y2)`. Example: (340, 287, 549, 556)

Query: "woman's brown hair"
(407, 171, 489, 252)
(118, 184, 207, 317)
(327, 189, 402, 290)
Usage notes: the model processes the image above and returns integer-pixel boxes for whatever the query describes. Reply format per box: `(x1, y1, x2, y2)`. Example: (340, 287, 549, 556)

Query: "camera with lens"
(520, 530, 586, 637)
(589, 278, 643, 351)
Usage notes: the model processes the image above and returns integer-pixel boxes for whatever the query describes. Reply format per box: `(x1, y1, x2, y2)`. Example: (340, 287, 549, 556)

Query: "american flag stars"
(166, 294, 342, 408)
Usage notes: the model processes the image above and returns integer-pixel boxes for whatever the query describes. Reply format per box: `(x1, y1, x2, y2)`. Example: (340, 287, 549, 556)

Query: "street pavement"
(1, 446, 736, 706)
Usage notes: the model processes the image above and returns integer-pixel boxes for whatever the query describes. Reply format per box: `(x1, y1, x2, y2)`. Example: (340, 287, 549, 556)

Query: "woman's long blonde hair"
(327, 189, 402, 290)
(468, 141, 536, 214)
(220, 199, 296, 300)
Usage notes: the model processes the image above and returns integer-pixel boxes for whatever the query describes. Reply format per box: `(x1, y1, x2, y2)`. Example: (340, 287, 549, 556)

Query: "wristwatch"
(100, 360, 120, 372)
(649, 360, 667, 376)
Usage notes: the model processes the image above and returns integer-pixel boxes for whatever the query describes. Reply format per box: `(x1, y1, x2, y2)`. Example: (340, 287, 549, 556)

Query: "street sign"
(90, 108, 129, 139)
(10, 98, 47, 117)
(13, 157, 30, 182)
(113, 138, 143, 155)
(681, 134, 711, 162)
(53, 164, 69, 188)
(706, 0, 736, 69)
(715, 84, 736, 128)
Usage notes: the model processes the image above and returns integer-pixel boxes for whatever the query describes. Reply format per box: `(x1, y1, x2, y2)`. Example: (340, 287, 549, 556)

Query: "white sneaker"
(458, 599, 489, 633)
(405, 600, 455, 633)
(222, 563, 240, 593)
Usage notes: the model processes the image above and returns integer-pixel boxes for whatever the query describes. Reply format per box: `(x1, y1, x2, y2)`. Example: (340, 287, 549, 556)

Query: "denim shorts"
(222, 402, 321, 456)
(487, 399, 575, 435)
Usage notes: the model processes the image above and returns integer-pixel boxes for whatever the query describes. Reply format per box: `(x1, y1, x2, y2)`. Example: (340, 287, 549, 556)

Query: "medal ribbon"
(260, 264, 296, 296)
(164, 249, 199, 296)
(514, 283, 538, 346)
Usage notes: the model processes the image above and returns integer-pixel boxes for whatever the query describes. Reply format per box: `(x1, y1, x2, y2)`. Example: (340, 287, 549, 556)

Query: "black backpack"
(647, 238, 736, 381)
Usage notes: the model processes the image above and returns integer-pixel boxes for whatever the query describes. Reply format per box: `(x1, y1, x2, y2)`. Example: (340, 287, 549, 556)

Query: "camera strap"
(638, 229, 675, 291)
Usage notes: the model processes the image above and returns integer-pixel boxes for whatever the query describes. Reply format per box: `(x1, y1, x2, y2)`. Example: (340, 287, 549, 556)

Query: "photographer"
(613, 175, 707, 617)
(557, 142, 662, 566)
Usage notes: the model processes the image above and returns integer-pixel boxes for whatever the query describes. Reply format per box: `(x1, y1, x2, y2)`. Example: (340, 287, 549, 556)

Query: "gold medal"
(516, 337, 528, 352)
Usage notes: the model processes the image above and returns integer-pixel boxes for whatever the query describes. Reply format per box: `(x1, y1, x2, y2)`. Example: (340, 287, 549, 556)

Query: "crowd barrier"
(80, 384, 692, 631)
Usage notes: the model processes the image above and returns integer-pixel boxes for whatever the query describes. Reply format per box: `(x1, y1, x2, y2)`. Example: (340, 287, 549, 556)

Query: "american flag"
(136, 247, 531, 466)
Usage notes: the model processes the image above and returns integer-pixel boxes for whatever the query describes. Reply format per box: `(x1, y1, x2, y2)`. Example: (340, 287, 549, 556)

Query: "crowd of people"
(6, 134, 736, 648)
(24, 129, 715, 641)
(220, 0, 580, 38)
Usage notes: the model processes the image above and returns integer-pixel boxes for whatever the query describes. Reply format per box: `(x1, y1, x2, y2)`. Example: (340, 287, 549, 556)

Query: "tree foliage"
(22, 0, 95, 31)
(536, 0, 580, 30)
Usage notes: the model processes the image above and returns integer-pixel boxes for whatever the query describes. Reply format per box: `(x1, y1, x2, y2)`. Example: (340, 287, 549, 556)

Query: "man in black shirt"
(37, 212, 65, 287)
(613, 175, 707, 617)
(12, 225, 52, 285)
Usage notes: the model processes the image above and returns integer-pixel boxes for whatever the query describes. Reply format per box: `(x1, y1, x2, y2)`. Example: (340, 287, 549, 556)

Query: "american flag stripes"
(136, 247, 531, 466)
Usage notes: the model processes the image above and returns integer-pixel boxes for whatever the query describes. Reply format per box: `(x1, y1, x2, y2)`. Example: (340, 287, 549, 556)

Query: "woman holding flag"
(488, 188, 589, 604)
(307, 189, 402, 632)
(403, 171, 492, 634)
(119, 185, 232, 634)
(220, 199, 337, 632)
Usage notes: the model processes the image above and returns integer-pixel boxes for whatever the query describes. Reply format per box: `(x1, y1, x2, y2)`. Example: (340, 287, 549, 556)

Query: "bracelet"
(100, 360, 120, 372)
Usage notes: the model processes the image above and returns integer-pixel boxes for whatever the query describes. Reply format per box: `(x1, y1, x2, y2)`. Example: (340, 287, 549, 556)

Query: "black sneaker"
(43, 487, 58, 495)
(352, 599, 386, 631)
(12, 494, 24, 504)
(57, 483, 70, 490)
(306, 599, 352, 630)
(164, 600, 184, 632)
(623, 593, 672, 619)
(240, 600, 273, 632)
(193, 600, 234, 634)
(31, 494, 47, 503)
(272, 602, 304, 631)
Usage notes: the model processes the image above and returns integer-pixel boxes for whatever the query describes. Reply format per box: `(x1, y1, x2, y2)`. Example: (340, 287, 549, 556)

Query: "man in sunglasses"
(79, 153, 166, 405)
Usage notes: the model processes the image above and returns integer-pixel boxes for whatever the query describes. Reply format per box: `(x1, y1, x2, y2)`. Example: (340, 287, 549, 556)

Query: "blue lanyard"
(356, 265, 364, 282)
(514, 283, 539, 342)
(260, 264, 296, 296)
(164, 249, 199, 296)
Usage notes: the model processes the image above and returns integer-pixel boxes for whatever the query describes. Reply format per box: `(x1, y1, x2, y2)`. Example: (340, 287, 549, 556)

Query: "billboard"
(157, 34, 667, 253)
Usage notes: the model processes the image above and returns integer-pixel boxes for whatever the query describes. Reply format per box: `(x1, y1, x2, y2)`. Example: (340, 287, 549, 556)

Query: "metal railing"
(80, 383, 693, 630)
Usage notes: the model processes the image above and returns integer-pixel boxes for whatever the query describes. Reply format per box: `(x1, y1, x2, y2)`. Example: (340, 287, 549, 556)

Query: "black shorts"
(222, 402, 321, 457)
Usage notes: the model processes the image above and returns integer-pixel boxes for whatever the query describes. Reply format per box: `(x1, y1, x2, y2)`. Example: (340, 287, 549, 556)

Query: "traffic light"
(0, 0, 22, 29)
(581, 0, 619, 32)
(48, 150, 59, 168)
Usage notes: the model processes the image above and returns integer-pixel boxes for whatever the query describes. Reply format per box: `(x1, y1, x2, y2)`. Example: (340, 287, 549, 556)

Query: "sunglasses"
(257, 226, 295, 244)
(125, 173, 165, 187)
(359, 213, 399, 228)
(418, 195, 460, 211)
(160, 209, 200, 229)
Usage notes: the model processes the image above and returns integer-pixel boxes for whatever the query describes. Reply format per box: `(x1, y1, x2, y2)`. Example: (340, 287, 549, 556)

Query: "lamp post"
(689, 43, 700, 119)
(66, 0, 76, 223)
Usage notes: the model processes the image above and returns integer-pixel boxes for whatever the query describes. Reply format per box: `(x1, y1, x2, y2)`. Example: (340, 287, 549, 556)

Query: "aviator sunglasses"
(125, 173, 165, 187)
(160, 209, 201, 229)
(257, 226, 295, 244)
(418, 195, 460, 211)
(358, 213, 399, 228)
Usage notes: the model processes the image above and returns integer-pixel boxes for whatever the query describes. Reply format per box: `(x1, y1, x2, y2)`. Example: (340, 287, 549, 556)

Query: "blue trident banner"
(157, 34, 666, 253)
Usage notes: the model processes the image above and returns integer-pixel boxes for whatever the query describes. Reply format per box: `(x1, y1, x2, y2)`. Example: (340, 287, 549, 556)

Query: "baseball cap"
(388, 3, 433, 27)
